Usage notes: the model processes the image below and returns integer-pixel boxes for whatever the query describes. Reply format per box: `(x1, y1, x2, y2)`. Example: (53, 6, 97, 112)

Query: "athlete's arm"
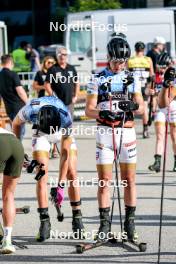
(158, 67, 176, 108)
(59, 136, 72, 182)
(12, 116, 25, 139)
(85, 95, 99, 119)
(149, 57, 154, 77)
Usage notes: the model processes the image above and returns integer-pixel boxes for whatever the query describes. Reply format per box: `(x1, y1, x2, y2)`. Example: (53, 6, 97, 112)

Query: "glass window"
(69, 29, 91, 53)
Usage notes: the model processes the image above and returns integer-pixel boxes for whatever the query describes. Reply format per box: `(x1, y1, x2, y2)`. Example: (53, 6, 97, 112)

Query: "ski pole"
(107, 79, 125, 240)
(157, 86, 171, 264)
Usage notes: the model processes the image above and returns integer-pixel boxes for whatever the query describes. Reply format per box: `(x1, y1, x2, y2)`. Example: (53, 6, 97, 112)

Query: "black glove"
(163, 67, 176, 88)
(122, 74, 134, 86)
(118, 101, 139, 112)
(99, 110, 117, 122)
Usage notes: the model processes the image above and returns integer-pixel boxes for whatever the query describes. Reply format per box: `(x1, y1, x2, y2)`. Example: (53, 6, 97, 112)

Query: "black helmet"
(135, 41, 145, 51)
(38, 105, 61, 134)
(107, 34, 131, 62)
(157, 52, 172, 67)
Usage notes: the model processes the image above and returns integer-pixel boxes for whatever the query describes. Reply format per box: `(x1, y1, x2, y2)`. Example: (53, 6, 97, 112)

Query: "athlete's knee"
(98, 177, 111, 193)
(125, 176, 135, 189)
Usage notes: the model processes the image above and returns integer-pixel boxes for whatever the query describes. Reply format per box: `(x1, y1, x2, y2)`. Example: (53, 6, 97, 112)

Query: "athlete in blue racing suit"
(12, 96, 85, 241)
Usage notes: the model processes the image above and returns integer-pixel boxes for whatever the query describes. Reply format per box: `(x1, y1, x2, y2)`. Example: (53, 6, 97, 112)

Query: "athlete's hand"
(123, 75, 134, 86)
(163, 67, 176, 88)
(99, 110, 117, 121)
(118, 101, 139, 111)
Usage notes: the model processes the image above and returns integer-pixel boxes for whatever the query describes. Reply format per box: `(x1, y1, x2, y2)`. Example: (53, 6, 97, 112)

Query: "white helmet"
(153, 36, 166, 45)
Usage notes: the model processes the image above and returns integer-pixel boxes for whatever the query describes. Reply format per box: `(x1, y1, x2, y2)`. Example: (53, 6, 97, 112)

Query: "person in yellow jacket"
(128, 42, 154, 138)
(12, 41, 31, 73)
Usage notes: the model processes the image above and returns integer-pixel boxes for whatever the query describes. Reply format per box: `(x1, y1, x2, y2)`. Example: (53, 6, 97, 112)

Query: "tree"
(69, 0, 121, 12)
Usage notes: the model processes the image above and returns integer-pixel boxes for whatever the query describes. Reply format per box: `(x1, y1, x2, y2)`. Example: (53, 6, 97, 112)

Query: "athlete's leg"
(2, 176, 18, 227)
(120, 164, 136, 206)
(149, 110, 166, 172)
(155, 123, 165, 155)
(32, 135, 51, 242)
(119, 127, 137, 240)
(96, 127, 114, 239)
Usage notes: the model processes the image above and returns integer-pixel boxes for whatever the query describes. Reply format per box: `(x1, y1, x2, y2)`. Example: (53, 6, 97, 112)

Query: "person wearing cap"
(86, 34, 144, 241)
(147, 36, 166, 72)
(12, 95, 85, 242)
(128, 42, 154, 138)
(44, 46, 80, 120)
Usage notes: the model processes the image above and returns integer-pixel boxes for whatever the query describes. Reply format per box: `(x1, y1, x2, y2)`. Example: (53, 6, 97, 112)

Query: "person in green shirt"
(12, 41, 31, 72)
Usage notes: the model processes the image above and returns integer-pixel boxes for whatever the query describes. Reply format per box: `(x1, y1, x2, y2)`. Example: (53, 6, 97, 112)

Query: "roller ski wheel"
(123, 238, 147, 252)
(75, 239, 108, 254)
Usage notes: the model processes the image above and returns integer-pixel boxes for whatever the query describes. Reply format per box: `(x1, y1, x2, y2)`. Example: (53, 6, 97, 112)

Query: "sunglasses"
(59, 53, 68, 56)
(46, 61, 55, 64)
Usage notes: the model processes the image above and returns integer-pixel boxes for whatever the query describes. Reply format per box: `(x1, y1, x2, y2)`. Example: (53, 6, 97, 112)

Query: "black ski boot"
(96, 207, 111, 241)
(173, 156, 176, 172)
(72, 209, 85, 239)
(36, 208, 51, 242)
(124, 206, 138, 241)
(148, 154, 161, 172)
(143, 124, 149, 139)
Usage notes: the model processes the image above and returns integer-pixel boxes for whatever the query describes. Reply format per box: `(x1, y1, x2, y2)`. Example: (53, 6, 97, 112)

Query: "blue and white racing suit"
(16, 96, 77, 159)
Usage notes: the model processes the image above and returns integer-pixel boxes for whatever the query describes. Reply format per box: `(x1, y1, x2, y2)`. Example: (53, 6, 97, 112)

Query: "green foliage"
(69, 0, 121, 12)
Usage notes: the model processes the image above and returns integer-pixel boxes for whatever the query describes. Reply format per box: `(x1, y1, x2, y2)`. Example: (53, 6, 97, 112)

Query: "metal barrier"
(18, 72, 36, 98)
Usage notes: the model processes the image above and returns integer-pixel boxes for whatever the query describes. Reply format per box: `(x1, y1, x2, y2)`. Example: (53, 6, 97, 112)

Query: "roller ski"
(148, 154, 161, 172)
(76, 208, 112, 253)
(0, 206, 30, 214)
(122, 206, 147, 252)
(50, 186, 64, 222)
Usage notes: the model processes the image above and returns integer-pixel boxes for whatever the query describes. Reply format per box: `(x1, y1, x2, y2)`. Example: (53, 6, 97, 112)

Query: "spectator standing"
(0, 55, 28, 138)
(33, 56, 55, 98)
(44, 46, 80, 119)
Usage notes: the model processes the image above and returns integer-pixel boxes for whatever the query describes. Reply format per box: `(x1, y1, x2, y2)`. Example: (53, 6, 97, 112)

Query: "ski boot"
(50, 186, 64, 221)
(36, 208, 51, 242)
(173, 156, 176, 172)
(96, 207, 111, 241)
(143, 124, 149, 139)
(148, 154, 161, 173)
(124, 206, 138, 241)
(72, 209, 85, 239)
